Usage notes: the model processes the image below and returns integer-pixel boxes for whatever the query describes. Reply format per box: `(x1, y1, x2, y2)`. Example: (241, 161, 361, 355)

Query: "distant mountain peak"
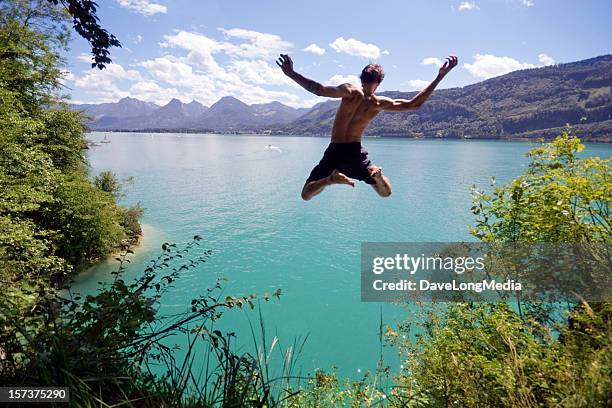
(252, 100, 284, 108)
(214, 95, 247, 105)
(165, 98, 183, 106)
(183, 100, 208, 117)
(116, 96, 158, 108)
(209, 96, 250, 111)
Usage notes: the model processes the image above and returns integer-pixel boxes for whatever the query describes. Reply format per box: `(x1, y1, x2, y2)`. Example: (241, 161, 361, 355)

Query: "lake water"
(74, 132, 611, 378)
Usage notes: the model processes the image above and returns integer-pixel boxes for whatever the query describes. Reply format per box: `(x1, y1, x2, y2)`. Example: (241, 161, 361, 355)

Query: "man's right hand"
(276, 54, 294, 76)
(438, 55, 458, 77)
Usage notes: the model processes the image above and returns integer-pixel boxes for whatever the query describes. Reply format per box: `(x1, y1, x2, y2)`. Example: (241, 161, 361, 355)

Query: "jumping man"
(276, 54, 458, 200)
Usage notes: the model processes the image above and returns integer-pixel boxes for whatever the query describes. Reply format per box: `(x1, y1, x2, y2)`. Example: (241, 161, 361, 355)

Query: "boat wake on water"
(265, 144, 282, 152)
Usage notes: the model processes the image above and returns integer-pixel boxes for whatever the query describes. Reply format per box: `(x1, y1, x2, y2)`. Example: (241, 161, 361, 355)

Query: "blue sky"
(64, 0, 612, 107)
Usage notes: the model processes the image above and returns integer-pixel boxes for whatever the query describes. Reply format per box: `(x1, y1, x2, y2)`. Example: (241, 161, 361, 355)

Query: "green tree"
(0, 0, 69, 109)
(0, 0, 139, 279)
(94, 170, 123, 198)
(471, 127, 610, 243)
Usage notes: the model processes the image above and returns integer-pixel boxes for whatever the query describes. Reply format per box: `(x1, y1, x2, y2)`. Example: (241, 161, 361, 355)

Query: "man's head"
(360, 63, 384, 95)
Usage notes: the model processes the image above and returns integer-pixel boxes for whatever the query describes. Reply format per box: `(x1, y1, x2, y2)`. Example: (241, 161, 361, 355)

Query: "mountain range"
(72, 96, 309, 132)
(72, 54, 611, 141)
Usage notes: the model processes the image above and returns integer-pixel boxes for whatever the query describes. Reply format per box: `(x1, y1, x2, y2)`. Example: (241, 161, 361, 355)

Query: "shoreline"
(70, 223, 162, 288)
(87, 130, 611, 143)
(106, 228, 145, 264)
(110, 222, 161, 261)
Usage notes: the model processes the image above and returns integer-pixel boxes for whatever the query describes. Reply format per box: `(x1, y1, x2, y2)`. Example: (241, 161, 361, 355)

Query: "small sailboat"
(100, 134, 111, 144)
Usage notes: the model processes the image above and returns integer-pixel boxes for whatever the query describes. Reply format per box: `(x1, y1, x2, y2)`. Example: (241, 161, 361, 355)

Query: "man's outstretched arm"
(276, 54, 356, 98)
(378, 55, 458, 112)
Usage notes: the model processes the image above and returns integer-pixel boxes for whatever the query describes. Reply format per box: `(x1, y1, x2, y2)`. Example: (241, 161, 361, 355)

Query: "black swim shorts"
(306, 142, 376, 185)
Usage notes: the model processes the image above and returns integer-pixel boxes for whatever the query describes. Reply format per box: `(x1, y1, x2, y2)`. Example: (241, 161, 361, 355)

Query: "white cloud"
(74, 62, 142, 86)
(116, 0, 167, 16)
(463, 53, 556, 79)
(463, 54, 537, 79)
(458, 1, 479, 11)
(160, 31, 233, 81)
(139, 57, 209, 88)
(128, 81, 182, 104)
(519, 0, 535, 6)
(538, 53, 555, 65)
(325, 74, 361, 86)
(422, 57, 443, 68)
(71, 62, 144, 102)
(152, 29, 308, 106)
(329, 37, 381, 59)
(228, 59, 297, 87)
(303, 43, 326, 55)
(138, 59, 221, 104)
(219, 28, 293, 58)
(73, 28, 326, 108)
(77, 53, 93, 63)
(382, 50, 390, 55)
(135, 35, 143, 43)
(404, 79, 430, 90)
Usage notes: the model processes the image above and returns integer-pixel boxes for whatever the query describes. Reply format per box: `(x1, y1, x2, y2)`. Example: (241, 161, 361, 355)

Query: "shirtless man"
(276, 54, 458, 200)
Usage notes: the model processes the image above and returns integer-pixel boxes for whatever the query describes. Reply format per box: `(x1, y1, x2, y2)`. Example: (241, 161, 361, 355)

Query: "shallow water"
(74, 132, 611, 377)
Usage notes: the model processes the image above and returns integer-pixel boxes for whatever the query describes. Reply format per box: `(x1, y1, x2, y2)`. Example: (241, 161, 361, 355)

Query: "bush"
(392, 131, 611, 407)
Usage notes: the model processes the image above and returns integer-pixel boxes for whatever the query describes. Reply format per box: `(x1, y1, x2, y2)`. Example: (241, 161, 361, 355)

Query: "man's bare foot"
(328, 169, 355, 187)
(368, 165, 383, 181)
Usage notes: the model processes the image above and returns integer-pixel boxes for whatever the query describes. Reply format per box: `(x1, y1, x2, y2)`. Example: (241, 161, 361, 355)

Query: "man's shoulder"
(338, 84, 364, 99)
(373, 94, 392, 102)
(370, 94, 394, 108)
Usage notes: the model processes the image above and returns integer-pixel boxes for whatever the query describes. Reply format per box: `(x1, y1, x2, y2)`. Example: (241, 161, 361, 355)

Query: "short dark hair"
(360, 63, 385, 84)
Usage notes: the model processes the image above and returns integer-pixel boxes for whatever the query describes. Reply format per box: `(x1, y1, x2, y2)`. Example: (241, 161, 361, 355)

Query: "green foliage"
(38, 107, 88, 171)
(389, 301, 611, 407)
(393, 132, 612, 407)
(1, 238, 295, 407)
(94, 170, 123, 198)
(41, 175, 127, 270)
(121, 203, 144, 239)
(0, 0, 141, 282)
(0, 1, 143, 401)
(470, 127, 610, 243)
(0, 0, 70, 110)
(45, 0, 121, 69)
(0, 87, 131, 279)
(288, 369, 390, 407)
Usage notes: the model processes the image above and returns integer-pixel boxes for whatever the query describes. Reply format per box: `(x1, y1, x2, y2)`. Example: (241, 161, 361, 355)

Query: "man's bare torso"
(331, 86, 381, 143)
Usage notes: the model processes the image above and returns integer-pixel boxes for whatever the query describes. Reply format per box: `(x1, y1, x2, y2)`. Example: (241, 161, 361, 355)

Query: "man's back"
(331, 86, 381, 143)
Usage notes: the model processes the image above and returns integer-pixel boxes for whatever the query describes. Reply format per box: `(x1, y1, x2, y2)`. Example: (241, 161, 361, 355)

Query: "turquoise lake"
(74, 132, 611, 378)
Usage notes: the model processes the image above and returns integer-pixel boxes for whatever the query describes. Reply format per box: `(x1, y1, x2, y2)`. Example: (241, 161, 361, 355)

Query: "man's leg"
(301, 169, 354, 200)
(368, 165, 392, 197)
